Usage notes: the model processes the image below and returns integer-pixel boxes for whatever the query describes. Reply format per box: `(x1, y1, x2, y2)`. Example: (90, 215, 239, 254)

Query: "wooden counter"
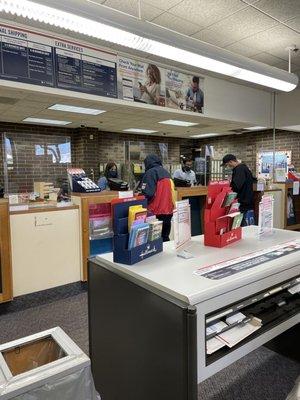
(71, 191, 119, 281)
(10, 204, 78, 215)
(176, 186, 207, 235)
(176, 186, 208, 200)
(0, 199, 13, 302)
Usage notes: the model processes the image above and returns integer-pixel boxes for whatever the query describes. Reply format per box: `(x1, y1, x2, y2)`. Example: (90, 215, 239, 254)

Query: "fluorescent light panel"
(48, 104, 106, 115)
(190, 133, 220, 138)
(0, 0, 297, 92)
(123, 128, 158, 133)
(23, 117, 72, 125)
(159, 120, 198, 127)
(280, 125, 300, 131)
(245, 126, 267, 130)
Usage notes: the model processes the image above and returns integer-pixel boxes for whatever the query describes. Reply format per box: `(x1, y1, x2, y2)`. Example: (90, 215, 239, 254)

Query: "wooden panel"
(0, 200, 13, 302)
(10, 205, 78, 215)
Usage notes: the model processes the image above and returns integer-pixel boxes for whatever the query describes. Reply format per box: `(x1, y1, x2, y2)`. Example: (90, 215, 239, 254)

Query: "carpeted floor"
(0, 288, 299, 400)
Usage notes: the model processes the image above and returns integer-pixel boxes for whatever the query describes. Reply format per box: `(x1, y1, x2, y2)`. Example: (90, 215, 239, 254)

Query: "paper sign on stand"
(118, 190, 133, 199)
(173, 200, 193, 258)
(258, 194, 274, 239)
(292, 181, 300, 195)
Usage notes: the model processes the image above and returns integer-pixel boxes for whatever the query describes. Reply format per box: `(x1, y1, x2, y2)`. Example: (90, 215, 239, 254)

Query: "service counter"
(176, 186, 207, 235)
(89, 226, 300, 399)
(10, 204, 81, 297)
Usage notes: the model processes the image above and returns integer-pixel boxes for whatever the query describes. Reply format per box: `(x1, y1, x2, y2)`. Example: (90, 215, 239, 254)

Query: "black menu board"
(0, 25, 117, 98)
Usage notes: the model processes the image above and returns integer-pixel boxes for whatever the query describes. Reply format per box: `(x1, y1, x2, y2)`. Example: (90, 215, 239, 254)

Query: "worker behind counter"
(98, 162, 118, 191)
(173, 156, 197, 186)
(221, 154, 256, 225)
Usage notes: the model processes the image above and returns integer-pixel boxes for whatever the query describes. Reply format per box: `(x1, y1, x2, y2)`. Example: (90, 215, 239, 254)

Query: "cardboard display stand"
(204, 181, 242, 248)
(112, 196, 163, 265)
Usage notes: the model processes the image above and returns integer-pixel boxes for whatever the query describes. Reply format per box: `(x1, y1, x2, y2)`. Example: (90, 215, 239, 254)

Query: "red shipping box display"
(204, 181, 242, 248)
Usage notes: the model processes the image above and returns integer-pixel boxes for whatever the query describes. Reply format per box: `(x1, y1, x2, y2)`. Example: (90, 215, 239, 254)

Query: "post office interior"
(0, 1, 299, 400)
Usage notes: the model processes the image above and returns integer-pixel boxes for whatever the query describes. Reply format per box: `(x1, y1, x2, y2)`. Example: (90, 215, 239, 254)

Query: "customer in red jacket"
(141, 154, 175, 241)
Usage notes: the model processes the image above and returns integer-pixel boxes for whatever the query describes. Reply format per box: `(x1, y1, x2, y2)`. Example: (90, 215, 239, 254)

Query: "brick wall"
(196, 130, 300, 174)
(0, 122, 194, 192)
(1, 122, 298, 192)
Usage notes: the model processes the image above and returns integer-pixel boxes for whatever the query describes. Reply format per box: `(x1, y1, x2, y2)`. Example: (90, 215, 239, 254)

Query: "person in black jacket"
(221, 154, 255, 225)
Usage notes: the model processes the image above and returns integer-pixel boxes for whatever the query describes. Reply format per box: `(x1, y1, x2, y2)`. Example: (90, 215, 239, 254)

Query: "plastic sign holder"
(204, 181, 242, 248)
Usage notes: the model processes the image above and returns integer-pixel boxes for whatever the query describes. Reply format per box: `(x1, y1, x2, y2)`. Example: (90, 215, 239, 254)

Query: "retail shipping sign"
(0, 22, 204, 112)
(194, 241, 300, 280)
(0, 24, 118, 98)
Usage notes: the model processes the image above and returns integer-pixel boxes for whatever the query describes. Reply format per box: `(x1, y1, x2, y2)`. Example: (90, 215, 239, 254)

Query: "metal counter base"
(88, 262, 197, 400)
(88, 228, 300, 399)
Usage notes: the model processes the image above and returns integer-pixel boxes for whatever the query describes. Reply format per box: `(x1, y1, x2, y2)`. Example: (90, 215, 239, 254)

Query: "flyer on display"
(258, 194, 274, 239)
(173, 200, 192, 250)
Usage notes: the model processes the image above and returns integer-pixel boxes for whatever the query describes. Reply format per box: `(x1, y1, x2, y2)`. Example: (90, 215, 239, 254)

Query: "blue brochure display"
(112, 198, 163, 265)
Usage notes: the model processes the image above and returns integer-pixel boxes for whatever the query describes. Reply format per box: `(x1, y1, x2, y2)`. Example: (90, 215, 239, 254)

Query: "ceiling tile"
(251, 52, 285, 65)
(144, 0, 183, 12)
(224, 42, 261, 57)
(103, 0, 163, 20)
(167, 0, 247, 27)
(151, 12, 201, 35)
(208, 7, 279, 43)
(236, 24, 300, 53)
(192, 29, 235, 48)
(253, 0, 300, 21)
(273, 60, 299, 72)
(285, 16, 300, 31)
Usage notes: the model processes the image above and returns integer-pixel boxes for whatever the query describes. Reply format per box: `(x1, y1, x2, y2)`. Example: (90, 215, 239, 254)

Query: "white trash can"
(0, 327, 100, 400)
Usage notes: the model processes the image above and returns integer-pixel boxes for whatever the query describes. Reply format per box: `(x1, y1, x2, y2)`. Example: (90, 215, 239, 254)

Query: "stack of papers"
(206, 317, 262, 354)
(206, 337, 226, 355)
(217, 318, 262, 348)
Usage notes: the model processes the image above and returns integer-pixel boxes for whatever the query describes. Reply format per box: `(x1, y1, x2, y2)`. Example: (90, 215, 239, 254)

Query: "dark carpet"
(0, 286, 298, 400)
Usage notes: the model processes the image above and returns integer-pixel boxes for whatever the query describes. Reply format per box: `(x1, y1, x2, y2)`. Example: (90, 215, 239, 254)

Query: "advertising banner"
(117, 56, 165, 106)
(165, 69, 204, 113)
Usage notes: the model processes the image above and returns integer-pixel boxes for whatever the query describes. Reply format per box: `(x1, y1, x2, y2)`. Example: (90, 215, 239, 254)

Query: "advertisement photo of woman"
(139, 64, 162, 105)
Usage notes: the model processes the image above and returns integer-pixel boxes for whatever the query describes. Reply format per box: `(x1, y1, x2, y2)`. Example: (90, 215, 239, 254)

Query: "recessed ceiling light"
(190, 133, 220, 138)
(48, 104, 106, 115)
(280, 125, 300, 131)
(245, 126, 267, 131)
(158, 120, 199, 127)
(123, 128, 158, 134)
(23, 117, 72, 126)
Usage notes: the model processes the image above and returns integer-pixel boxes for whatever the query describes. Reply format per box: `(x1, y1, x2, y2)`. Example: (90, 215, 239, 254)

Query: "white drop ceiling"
(85, 0, 300, 78)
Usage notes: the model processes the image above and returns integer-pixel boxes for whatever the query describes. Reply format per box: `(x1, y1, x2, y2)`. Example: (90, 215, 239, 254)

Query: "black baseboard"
(0, 281, 87, 315)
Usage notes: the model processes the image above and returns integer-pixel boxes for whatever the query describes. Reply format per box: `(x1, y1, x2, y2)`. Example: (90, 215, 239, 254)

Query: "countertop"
(95, 226, 300, 306)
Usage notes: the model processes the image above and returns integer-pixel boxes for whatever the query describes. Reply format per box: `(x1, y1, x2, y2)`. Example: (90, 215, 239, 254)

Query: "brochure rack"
(112, 197, 163, 265)
(204, 181, 242, 248)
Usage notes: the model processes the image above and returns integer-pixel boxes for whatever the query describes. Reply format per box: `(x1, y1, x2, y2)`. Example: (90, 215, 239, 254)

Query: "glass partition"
(2, 132, 71, 195)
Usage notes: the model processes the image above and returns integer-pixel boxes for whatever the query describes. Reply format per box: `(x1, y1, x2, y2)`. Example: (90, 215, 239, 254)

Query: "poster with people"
(117, 56, 165, 106)
(257, 151, 291, 179)
(165, 70, 204, 113)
